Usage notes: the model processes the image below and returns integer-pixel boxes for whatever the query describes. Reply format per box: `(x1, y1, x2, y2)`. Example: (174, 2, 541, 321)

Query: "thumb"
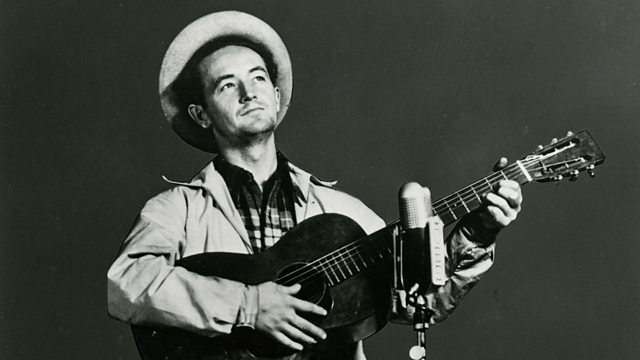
(493, 157, 508, 172)
(280, 283, 302, 295)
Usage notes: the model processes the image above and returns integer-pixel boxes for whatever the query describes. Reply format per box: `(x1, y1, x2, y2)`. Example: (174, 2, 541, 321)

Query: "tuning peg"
(566, 130, 574, 137)
(553, 174, 564, 181)
(551, 138, 558, 144)
(569, 169, 579, 181)
(537, 145, 544, 151)
(587, 164, 596, 177)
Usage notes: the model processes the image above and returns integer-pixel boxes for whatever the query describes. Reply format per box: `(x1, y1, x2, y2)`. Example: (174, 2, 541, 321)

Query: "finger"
(290, 315, 327, 341)
(485, 205, 510, 227)
(485, 193, 516, 220)
(498, 179, 520, 190)
(496, 181, 522, 207)
(271, 331, 304, 351)
(290, 297, 328, 316)
(280, 283, 302, 295)
(493, 157, 508, 172)
(496, 186, 522, 210)
(280, 323, 318, 345)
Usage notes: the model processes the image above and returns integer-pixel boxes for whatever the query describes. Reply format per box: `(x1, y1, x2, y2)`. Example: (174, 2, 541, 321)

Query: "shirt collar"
(212, 151, 294, 193)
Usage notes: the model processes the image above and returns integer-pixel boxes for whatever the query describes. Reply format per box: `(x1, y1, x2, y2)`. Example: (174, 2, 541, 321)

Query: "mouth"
(240, 106, 264, 116)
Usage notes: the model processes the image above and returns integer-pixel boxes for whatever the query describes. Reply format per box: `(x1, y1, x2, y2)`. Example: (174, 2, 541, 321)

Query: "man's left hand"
(478, 157, 523, 229)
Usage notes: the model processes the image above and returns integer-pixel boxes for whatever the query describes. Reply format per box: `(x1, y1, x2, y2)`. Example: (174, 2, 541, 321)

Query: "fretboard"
(429, 161, 531, 226)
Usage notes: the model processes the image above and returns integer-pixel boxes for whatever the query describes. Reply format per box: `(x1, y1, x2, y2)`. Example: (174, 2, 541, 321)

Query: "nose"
(239, 81, 257, 103)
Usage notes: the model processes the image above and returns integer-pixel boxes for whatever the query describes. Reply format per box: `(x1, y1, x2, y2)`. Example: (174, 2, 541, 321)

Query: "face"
(188, 45, 281, 147)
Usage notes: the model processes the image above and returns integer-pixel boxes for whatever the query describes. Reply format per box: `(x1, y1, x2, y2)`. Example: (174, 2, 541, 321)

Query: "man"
(107, 11, 523, 360)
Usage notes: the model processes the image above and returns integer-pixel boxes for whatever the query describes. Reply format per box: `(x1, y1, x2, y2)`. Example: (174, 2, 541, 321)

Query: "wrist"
(235, 285, 259, 329)
(460, 212, 500, 246)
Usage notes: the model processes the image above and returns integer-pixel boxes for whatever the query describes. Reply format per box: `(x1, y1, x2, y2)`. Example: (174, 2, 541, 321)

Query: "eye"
(218, 82, 235, 92)
(254, 75, 267, 82)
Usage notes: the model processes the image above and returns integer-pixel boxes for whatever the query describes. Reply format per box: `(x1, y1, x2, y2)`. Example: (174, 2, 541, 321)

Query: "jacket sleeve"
(425, 212, 497, 324)
(106, 188, 258, 336)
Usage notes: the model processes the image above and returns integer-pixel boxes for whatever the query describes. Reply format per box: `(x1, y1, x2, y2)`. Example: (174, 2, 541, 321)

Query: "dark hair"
(173, 35, 279, 109)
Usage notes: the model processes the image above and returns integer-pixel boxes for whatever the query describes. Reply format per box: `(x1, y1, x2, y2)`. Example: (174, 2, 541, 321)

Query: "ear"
(274, 87, 281, 113)
(187, 104, 211, 129)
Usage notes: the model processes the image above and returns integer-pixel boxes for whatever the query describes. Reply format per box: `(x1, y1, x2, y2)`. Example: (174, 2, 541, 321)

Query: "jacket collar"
(163, 163, 250, 251)
(162, 160, 337, 252)
(166, 160, 337, 203)
(287, 162, 337, 203)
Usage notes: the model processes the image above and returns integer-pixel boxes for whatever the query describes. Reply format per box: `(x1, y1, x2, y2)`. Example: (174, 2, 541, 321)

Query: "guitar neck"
(427, 161, 532, 226)
(310, 162, 533, 287)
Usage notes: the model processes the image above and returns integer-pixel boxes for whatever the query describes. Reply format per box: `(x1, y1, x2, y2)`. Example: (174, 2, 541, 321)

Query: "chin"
(246, 117, 278, 133)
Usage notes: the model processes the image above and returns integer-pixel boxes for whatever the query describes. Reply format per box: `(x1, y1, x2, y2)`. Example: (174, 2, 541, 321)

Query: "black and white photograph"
(1, 1, 638, 359)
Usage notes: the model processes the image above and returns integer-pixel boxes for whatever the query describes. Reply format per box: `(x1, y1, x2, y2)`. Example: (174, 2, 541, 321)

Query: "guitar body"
(131, 214, 392, 360)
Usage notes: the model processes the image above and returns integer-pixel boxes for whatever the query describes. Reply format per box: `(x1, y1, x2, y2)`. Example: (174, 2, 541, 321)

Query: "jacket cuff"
(235, 285, 259, 328)
(459, 212, 500, 247)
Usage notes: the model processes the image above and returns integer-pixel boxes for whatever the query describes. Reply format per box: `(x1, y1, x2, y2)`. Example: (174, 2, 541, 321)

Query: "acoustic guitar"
(131, 130, 605, 360)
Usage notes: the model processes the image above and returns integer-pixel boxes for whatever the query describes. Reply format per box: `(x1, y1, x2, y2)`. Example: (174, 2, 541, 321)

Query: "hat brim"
(159, 11, 292, 153)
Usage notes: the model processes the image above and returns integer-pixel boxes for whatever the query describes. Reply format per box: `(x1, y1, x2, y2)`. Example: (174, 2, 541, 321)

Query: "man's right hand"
(255, 282, 327, 351)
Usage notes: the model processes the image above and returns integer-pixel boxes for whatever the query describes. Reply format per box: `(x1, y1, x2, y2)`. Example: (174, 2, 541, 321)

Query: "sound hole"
(276, 262, 333, 318)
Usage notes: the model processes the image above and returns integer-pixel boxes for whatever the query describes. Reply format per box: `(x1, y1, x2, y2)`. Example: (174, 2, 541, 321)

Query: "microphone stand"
(395, 182, 446, 360)
(407, 285, 433, 360)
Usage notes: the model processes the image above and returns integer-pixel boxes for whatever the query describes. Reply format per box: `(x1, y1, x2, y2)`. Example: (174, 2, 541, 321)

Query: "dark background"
(2, 1, 639, 359)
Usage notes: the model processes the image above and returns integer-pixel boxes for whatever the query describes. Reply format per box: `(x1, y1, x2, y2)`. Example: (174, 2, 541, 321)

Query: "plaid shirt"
(213, 153, 297, 253)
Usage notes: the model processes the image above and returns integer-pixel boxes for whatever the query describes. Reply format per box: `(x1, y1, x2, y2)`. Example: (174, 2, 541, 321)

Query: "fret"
(471, 186, 482, 202)
(445, 200, 457, 220)
(484, 177, 493, 190)
(352, 257, 361, 272)
(457, 192, 470, 212)
(343, 257, 354, 276)
(353, 246, 366, 270)
(435, 206, 453, 225)
(500, 170, 508, 180)
(335, 259, 347, 280)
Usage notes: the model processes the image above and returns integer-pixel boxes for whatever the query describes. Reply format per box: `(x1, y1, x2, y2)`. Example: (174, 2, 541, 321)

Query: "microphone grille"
(399, 182, 429, 229)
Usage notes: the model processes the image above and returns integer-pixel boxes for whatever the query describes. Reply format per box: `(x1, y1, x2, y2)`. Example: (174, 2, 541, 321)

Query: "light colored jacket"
(107, 161, 496, 358)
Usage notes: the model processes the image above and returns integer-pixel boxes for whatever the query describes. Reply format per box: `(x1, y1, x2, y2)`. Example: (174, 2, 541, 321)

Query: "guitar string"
(286, 157, 590, 298)
(276, 158, 538, 287)
(431, 146, 582, 209)
(431, 156, 584, 217)
(428, 160, 538, 218)
(302, 159, 596, 297)
(278, 157, 591, 300)
(430, 157, 540, 214)
(281, 160, 534, 282)
(277, 160, 542, 287)
(277, 157, 583, 288)
(430, 156, 544, 205)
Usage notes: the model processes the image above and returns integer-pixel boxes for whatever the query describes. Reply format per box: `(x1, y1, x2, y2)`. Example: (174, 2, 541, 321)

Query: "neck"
(217, 136, 278, 189)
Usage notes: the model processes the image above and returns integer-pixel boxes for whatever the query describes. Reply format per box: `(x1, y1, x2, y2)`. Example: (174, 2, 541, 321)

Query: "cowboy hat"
(159, 11, 293, 152)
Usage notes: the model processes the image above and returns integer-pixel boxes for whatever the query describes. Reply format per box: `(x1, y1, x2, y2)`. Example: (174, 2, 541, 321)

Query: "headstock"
(521, 130, 605, 182)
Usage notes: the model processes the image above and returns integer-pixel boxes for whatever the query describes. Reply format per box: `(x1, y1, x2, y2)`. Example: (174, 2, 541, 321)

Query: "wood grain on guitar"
(131, 130, 605, 360)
